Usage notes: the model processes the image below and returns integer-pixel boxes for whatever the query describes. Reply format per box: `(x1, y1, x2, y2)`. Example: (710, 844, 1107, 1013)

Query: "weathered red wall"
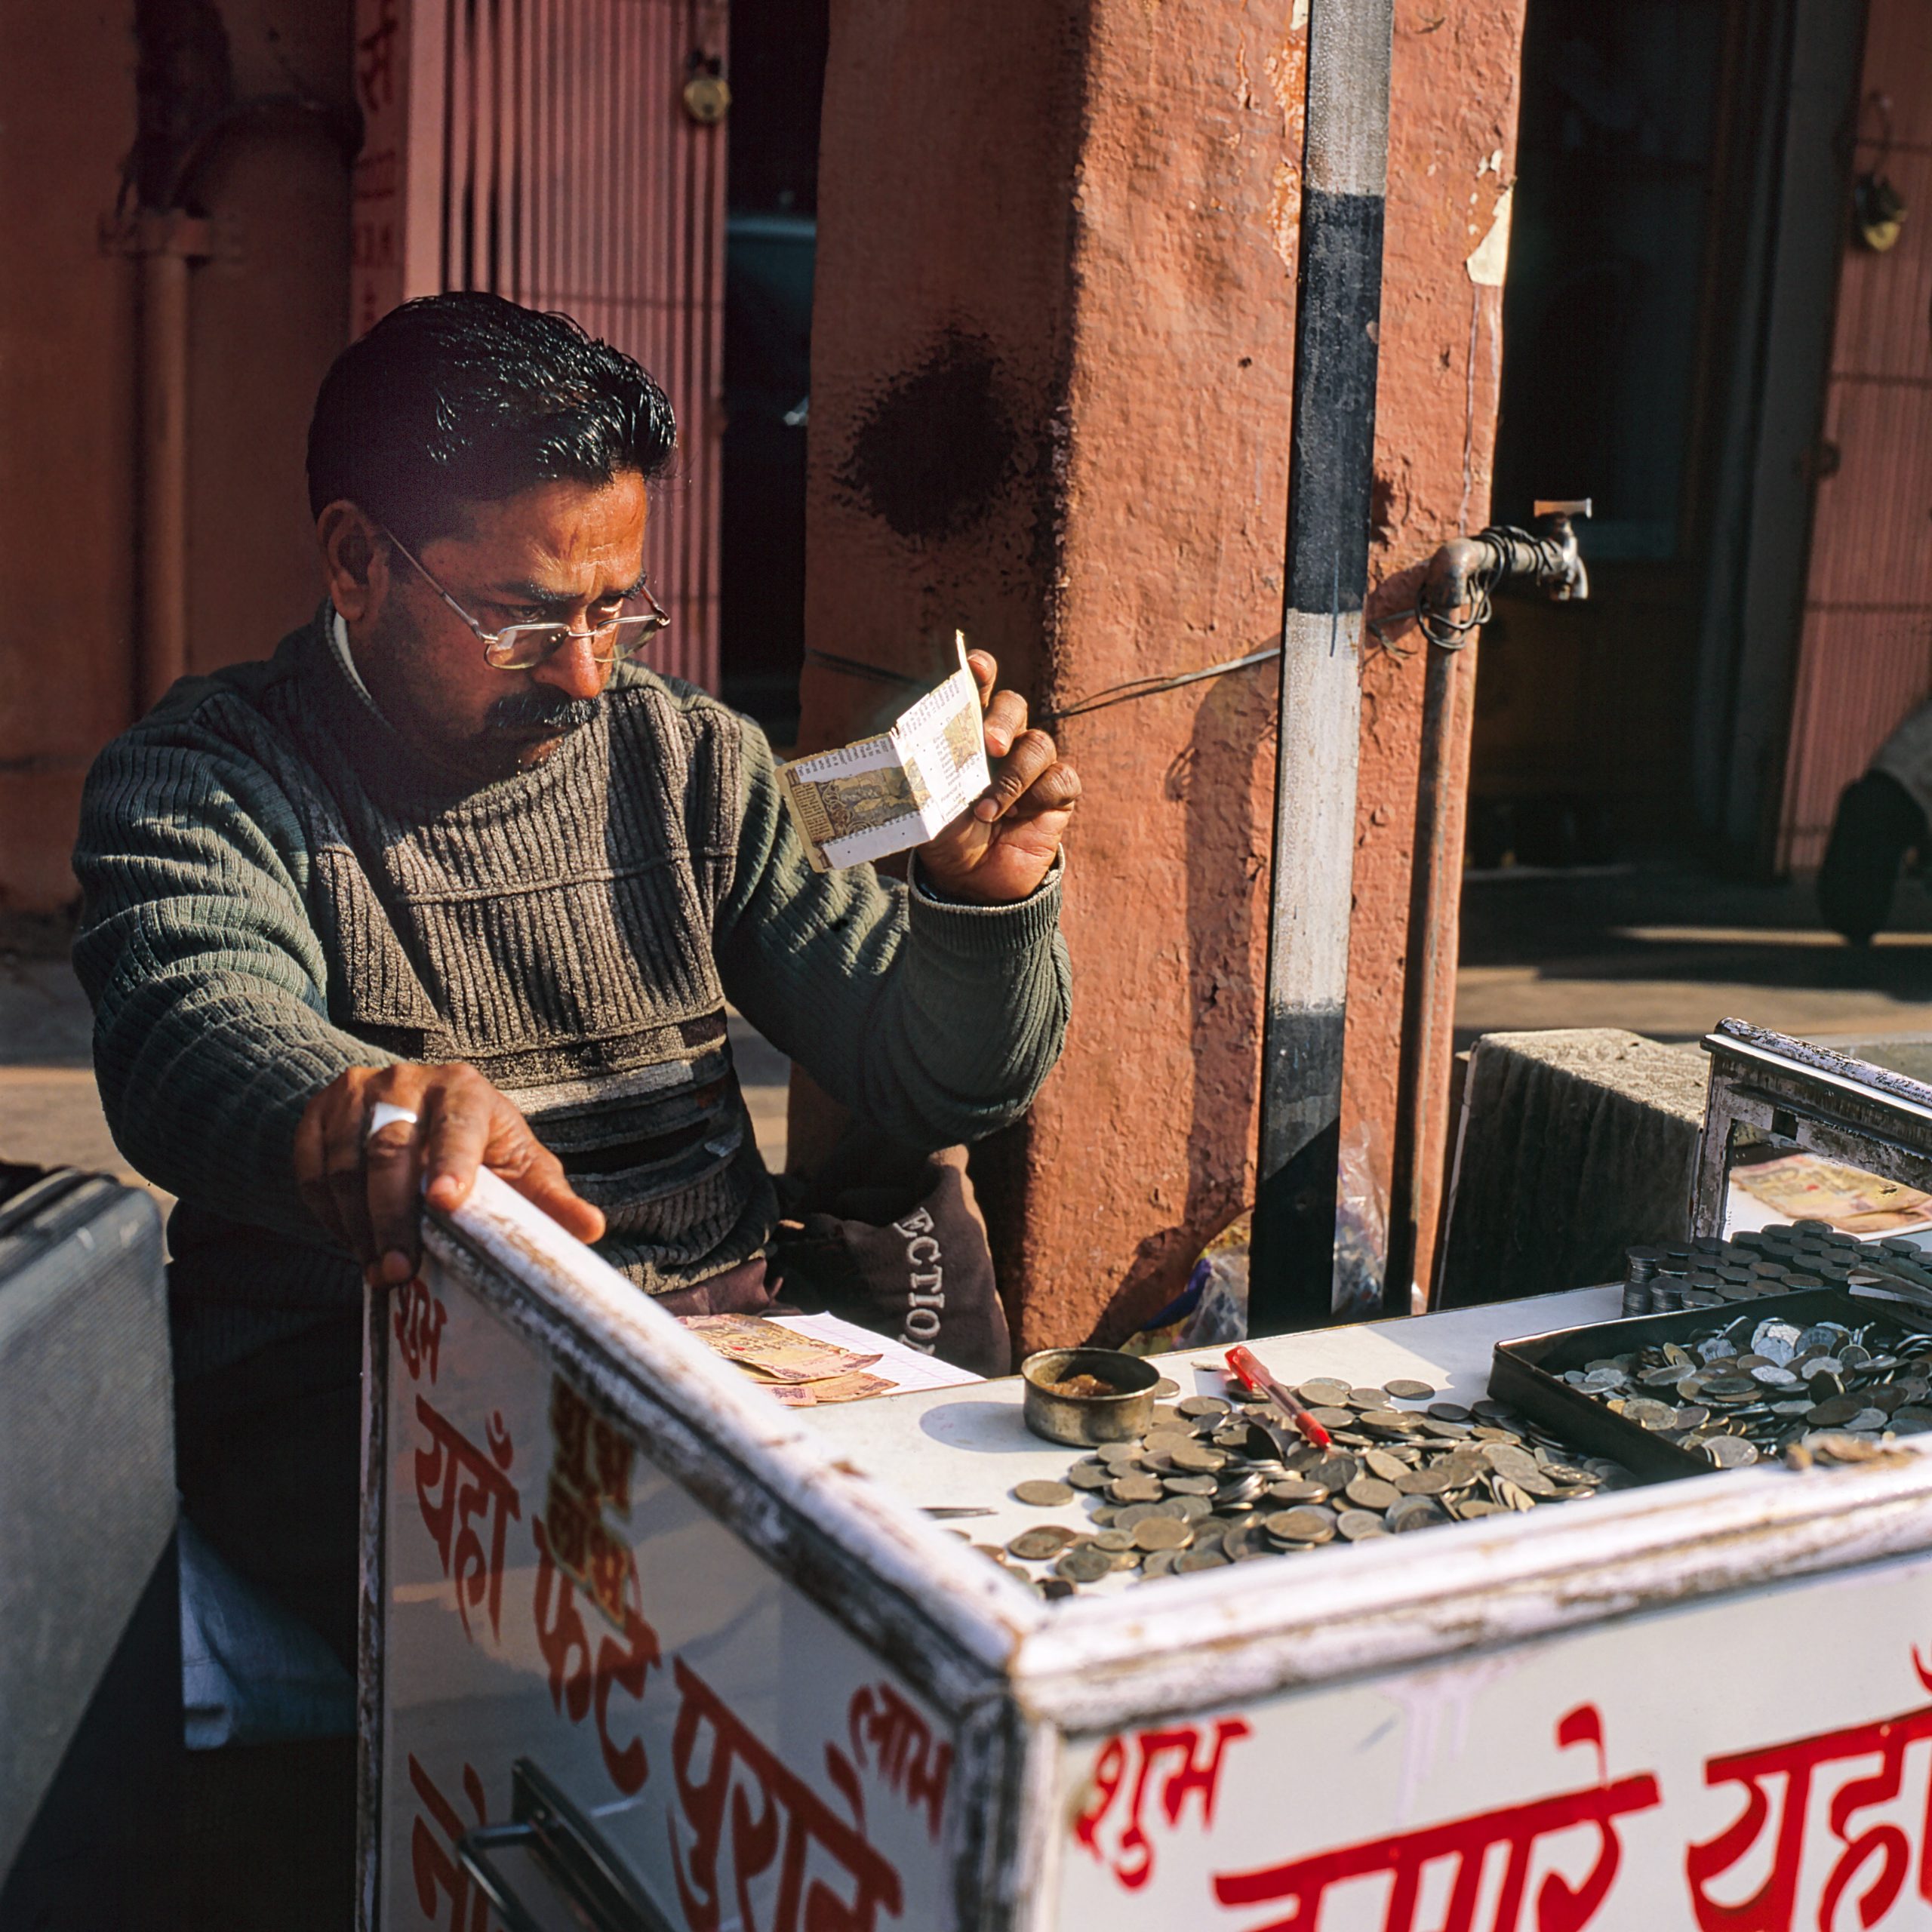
(0, 4, 139, 914)
(1776, 0, 1932, 871)
(0, 0, 354, 915)
(802, 0, 1524, 1344)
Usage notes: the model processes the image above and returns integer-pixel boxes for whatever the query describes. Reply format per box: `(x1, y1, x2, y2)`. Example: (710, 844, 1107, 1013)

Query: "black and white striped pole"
(1250, 0, 1395, 1332)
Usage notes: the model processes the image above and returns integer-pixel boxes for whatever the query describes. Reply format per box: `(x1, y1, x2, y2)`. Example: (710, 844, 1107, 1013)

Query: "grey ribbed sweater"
(72, 609, 1069, 1375)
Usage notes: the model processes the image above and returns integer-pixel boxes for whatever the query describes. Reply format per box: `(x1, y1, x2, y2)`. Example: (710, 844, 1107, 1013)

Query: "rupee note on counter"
(777, 632, 991, 873)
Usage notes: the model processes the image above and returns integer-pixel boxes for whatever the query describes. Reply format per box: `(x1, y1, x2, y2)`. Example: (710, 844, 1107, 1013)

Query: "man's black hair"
(306, 291, 677, 542)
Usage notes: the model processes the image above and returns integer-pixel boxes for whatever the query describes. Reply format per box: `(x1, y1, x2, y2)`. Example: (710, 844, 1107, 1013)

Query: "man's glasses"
(380, 525, 671, 670)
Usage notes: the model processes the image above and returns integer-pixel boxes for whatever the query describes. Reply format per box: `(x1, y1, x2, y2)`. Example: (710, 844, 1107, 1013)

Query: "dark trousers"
(172, 1312, 363, 1930)
(173, 1312, 365, 1673)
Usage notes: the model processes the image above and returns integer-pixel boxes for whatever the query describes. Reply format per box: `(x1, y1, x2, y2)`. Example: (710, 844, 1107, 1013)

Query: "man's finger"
(1001, 758, 1082, 819)
(983, 688, 1029, 758)
(967, 649, 998, 705)
(974, 727, 1061, 820)
(293, 1089, 345, 1246)
(484, 1112, 608, 1245)
(364, 1109, 429, 1284)
(322, 1094, 379, 1264)
(419, 1075, 497, 1220)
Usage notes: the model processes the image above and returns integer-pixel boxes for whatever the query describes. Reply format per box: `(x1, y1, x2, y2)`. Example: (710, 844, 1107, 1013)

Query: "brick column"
(799, 0, 1524, 1347)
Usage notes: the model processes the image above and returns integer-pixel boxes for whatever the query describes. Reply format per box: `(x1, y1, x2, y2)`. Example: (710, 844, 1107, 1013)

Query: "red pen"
(1225, 1344, 1333, 1450)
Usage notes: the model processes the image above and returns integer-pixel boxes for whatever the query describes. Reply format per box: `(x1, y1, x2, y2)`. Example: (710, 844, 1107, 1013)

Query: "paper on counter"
(676, 1312, 880, 1385)
(678, 1309, 983, 1406)
(777, 633, 989, 873)
(768, 1311, 984, 1396)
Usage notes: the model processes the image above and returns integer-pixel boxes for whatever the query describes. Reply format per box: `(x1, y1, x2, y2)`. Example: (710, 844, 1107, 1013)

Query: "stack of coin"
(976, 1379, 1630, 1598)
(1620, 1222, 1932, 1316)
(1551, 1307, 1932, 1467)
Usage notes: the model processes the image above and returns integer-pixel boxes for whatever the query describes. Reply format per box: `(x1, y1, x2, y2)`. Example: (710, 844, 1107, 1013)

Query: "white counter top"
(804, 1287, 1623, 1584)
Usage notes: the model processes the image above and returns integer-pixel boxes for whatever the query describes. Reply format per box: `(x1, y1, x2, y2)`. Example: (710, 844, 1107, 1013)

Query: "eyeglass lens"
(486, 612, 670, 669)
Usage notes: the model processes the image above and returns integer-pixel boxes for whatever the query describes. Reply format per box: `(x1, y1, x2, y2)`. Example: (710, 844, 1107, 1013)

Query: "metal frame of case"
(361, 1170, 1932, 1931)
(1694, 1017, 1932, 1236)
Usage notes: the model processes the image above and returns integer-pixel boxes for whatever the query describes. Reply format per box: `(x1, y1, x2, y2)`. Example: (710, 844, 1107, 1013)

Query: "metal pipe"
(1383, 502, 1592, 1314)
(1249, 0, 1396, 1333)
(1381, 644, 1468, 1316)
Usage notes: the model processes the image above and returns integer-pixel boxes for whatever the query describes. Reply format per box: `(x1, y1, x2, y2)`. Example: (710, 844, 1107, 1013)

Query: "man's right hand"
(294, 1062, 606, 1287)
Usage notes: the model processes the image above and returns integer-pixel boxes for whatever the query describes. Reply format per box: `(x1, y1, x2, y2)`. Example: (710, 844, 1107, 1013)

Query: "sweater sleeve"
(71, 716, 395, 1238)
(712, 718, 1071, 1149)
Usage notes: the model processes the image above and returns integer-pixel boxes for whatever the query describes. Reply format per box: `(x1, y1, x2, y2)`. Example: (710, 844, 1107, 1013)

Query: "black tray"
(1489, 1287, 1932, 1483)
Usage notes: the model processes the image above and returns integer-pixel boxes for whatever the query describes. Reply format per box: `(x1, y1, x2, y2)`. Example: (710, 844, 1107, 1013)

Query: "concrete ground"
(0, 931, 791, 1211)
(1456, 862, 1932, 1049)
(8, 858, 1930, 1201)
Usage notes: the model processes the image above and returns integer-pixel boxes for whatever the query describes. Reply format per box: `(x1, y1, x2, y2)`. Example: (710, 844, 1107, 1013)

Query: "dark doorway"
(1472, 0, 1758, 869)
(718, 0, 829, 745)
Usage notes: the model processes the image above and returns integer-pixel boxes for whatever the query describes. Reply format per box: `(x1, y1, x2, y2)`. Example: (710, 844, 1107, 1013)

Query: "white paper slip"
(765, 1311, 984, 1395)
(777, 632, 991, 872)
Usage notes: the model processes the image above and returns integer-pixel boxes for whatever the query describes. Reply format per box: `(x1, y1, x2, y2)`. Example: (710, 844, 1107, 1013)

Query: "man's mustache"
(485, 688, 603, 734)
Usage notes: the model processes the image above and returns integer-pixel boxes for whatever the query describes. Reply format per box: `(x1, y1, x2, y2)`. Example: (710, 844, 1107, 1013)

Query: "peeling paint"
(1464, 183, 1512, 286)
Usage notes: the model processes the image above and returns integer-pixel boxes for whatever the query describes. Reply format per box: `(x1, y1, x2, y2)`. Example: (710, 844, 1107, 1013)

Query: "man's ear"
(316, 500, 389, 624)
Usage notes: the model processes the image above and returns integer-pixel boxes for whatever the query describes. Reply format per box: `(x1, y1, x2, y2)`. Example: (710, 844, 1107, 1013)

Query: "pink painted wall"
(801, 0, 1526, 1345)
(1777, 0, 1932, 871)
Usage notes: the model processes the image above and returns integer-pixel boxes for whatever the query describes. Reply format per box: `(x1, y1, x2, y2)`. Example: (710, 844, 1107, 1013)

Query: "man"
(72, 294, 1073, 1713)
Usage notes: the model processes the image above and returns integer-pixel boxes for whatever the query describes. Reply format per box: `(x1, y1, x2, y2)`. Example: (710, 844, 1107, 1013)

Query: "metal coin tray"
(1489, 1287, 1932, 1483)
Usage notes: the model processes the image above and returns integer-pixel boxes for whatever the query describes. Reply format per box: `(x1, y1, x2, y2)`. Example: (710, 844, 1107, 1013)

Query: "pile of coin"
(1622, 1220, 1932, 1318)
(972, 1378, 1632, 1597)
(1554, 1308, 1932, 1468)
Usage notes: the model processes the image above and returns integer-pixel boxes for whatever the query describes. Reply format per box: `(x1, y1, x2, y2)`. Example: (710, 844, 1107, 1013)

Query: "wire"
(1042, 644, 1284, 721)
(803, 600, 1479, 728)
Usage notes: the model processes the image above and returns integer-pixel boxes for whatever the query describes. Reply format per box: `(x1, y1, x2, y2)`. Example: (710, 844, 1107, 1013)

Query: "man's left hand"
(916, 651, 1080, 904)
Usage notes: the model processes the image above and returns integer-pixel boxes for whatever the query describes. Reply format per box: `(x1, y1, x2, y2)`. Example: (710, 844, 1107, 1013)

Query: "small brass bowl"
(1020, 1347, 1159, 1447)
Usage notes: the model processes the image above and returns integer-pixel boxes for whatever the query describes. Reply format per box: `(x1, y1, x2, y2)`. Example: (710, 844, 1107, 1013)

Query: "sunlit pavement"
(1456, 863, 1932, 1050)
(0, 937, 791, 1204)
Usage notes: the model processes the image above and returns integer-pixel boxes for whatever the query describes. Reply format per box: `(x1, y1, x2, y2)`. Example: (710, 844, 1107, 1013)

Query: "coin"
(1008, 1527, 1075, 1561)
(1427, 1401, 1473, 1423)
(1703, 1435, 1758, 1469)
(1345, 1475, 1401, 1511)
(1057, 1546, 1113, 1584)
(1308, 1406, 1356, 1430)
(1268, 1506, 1336, 1543)
(1267, 1478, 1326, 1503)
(1142, 1549, 1180, 1577)
(1170, 1441, 1226, 1473)
(1109, 1474, 1164, 1504)
(1174, 1546, 1229, 1572)
(1134, 1516, 1192, 1552)
(1482, 1444, 1540, 1483)
(1296, 1379, 1350, 1404)
(1066, 1460, 1112, 1491)
(1346, 1387, 1389, 1410)
(1177, 1395, 1230, 1418)
(1386, 1496, 1450, 1532)
(1621, 1398, 1678, 1431)
(1336, 1509, 1388, 1540)
(1151, 1378, 1181, 1398)
(1014, 1479, 1075, 1507)
(1358, 1408, 1415, 1434)
(1385, 1379, 1436, 1401)
(1091, 1527, 1136, 1552)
